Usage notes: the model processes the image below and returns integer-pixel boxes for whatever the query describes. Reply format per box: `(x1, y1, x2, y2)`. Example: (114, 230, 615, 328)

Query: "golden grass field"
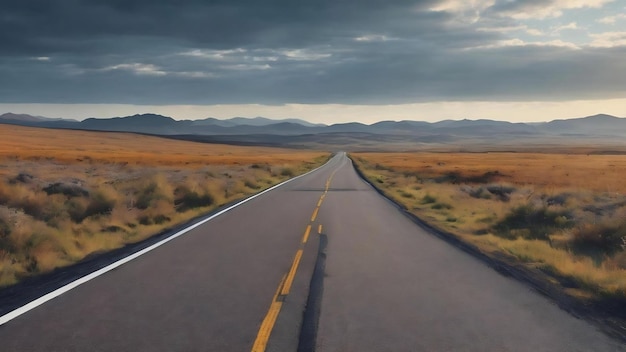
(0, 125, 328, 287)
(352, 151, 626, 300)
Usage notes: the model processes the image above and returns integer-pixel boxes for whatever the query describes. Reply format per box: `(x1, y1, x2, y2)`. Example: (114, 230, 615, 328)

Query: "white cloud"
(467, 38, 580, 50)
(496, 0, 613, 20)
(598, 14, 626, 24)
(526, 28, 544, 36)
(102, 63, 167, 76)
(429, 0, 496, 23)
(552, 22, 579, 32)
(280, 49, 332, 61)
(430, 0, 495, 14)
(354, 34, 390, 42)
(32, 56, 51, 61)
(589, 31, 626, 47)
(180, 48, 247, 60)
(100, 64, 216, 78)
(220, 64, 271, 71)
(476, 25, 527, 32)
(176, 71, 216, 79)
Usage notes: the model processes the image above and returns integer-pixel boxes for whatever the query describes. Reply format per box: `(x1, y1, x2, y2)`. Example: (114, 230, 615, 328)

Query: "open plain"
(0, 124, 328, 287)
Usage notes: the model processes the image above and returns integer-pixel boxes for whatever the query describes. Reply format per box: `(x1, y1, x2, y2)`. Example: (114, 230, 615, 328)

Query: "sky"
(1, 0, 625, 124)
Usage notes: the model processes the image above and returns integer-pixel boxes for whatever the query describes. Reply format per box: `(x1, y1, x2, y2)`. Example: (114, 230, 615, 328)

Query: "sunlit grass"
(0, 125, 329, 287)
(353, 151, 626, 301)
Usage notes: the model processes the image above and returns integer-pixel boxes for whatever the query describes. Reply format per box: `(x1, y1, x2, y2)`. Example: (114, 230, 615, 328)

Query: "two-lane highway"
(1, 152, 624, 351)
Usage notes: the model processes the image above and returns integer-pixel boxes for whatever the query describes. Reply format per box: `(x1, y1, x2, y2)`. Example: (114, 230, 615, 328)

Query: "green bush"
(174, 186, 214, 212)
(421, 194, 437, 204)
(570, 222, 626, 256)
(244, 179, 261, 190)
(280, 168, 294, 177)
(136, 182, 170, 210)
(0, 215, 13, 252)
(66, 191, 115, 223)
(42, 182, 89, 197)
(84, 191, 116, 219)
(432, 202, 453, 210)
(493, 204, 573, 240)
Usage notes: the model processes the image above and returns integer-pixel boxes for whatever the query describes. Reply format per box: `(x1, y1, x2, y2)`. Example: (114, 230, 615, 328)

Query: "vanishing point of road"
(0, 153, 623, 351)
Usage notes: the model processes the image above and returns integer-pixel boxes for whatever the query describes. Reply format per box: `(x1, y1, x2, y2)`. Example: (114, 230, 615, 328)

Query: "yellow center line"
(251, 165, 341, 351)
(311, 207, 319, 222)
(280, 249, 303, 296)
(251, 274, 287, 352)
(302, 225, 312, 244)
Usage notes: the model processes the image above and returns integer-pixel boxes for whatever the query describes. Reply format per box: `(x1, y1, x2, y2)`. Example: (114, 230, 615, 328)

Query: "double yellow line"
(251, 170, 336, 352)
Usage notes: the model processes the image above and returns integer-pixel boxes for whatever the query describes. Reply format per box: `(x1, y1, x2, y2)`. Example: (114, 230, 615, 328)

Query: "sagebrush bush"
(570, 222, 626, 256)
(493, 204, 574, 240)
(280, 168, 294, 177)
(174, 185, 214, 212)
(43, 182, 89, 197)
(84, 190, 116, 219)
(0, 211, 13, 252)
(135, 177, 172, 209)
(421, 194, 437, 204)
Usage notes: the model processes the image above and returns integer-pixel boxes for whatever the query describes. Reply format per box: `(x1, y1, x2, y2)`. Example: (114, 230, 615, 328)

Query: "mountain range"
(1, 112, 625, 149)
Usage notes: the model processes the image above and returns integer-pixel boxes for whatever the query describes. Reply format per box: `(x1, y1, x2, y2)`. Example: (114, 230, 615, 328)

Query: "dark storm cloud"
(0, 0, 625, 104)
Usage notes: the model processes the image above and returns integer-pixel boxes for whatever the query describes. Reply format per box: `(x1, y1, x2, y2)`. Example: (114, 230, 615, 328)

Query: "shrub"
(67, 198, 89, 222)
(0, 212, 13, 252)
(280, 168, 294, 177)
(434, 171, 503, 184)
(570, 222, 626, 256)
(43, 182, 89, 197)
(5, 187, 47, 220)
(84, 191, 116, 219)
(10, 173, 34, 184)
(135, 180, 172, 210)
(485, 185, 515, 202)
(66, 191, 115, 223)
(244, 179, 261, 190)
(421, 194, 437, 204)
(398, 190, 414, 199)
(463, 186, 492, 199)
(546, 193, 570, 206)
(174, 185, 214, 212)
(432, 202, 453, 210)
(493, 204, 574, 240)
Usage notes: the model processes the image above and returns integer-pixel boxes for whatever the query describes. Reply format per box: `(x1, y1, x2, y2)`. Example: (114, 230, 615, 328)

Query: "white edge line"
(0, 155, 337, 326)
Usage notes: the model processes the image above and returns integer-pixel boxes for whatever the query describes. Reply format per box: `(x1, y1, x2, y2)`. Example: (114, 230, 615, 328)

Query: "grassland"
(352, 151, 626, 302)
(0, 125, 328, 287)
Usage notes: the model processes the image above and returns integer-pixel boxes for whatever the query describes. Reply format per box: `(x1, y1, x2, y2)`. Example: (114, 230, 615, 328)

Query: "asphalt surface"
(1, 152, 624, 351)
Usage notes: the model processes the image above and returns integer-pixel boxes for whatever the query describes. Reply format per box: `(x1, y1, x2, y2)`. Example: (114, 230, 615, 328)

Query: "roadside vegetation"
(352, 151, 626, 302)
(0, 125, 328, 287)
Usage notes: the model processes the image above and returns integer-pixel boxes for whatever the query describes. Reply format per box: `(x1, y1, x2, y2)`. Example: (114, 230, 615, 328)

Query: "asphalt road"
(0, 152, 624, 351)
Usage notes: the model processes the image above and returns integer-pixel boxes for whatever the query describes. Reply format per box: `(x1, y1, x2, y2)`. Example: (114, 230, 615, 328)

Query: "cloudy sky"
(1, 0, 625, 123)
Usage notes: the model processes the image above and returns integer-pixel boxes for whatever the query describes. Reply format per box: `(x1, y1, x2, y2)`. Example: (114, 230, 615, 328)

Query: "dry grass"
(352, 151, 626, 300)
(0, 125, 328, 287)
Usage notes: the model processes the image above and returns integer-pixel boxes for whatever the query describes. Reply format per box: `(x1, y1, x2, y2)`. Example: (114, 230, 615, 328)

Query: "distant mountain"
(224, 116, 325, 127)
(185, 116, 325, 128)
(80, 114, 182, 134)
(541, 114, 626, 136)
(0, 113, 72, 123)
(1, 112, 625, 142)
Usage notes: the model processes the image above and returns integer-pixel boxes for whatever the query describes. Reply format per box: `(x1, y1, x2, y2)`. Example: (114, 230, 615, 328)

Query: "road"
(0, 152, 623, 351)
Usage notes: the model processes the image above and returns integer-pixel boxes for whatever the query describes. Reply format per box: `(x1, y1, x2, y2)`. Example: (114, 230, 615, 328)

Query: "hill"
(1, 112, 625, 150)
